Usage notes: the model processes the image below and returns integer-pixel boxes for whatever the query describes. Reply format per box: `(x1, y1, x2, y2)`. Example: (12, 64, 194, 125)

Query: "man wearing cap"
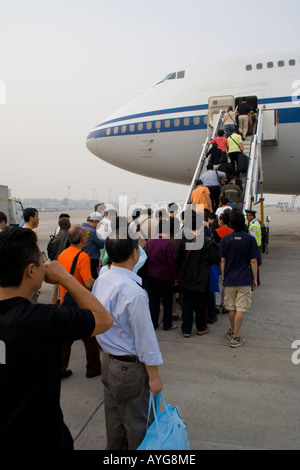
(82, 212, 105, 278)
(191, 179, 213, 212)
(245, 209, 262, 266)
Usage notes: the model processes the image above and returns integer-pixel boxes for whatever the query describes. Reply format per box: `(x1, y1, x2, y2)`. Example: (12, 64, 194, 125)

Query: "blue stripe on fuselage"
(87, 98, 300, 140)
(95, 96, 299, 128)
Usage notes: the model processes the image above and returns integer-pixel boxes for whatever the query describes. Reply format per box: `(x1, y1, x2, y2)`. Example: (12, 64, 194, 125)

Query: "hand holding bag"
(137, 392, 190, 450)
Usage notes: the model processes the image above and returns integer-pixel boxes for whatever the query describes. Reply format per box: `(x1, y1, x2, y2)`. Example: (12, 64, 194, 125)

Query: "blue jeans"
(225, 124, 236, 138)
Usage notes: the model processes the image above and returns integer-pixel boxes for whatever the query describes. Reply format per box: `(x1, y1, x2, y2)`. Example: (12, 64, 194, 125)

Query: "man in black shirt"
(237, 98, 251, 139)
(0, 227, 113, 450)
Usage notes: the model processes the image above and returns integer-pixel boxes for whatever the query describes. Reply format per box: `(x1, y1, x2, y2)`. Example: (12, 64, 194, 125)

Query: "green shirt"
(221, 183, 242, 204)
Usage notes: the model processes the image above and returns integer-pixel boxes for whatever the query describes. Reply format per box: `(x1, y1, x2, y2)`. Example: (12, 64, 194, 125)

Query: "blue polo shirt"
(220, 231, 259, 286)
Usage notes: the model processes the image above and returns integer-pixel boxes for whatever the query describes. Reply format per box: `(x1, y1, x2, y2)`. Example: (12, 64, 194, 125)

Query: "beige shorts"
(224, 286, 252, 312)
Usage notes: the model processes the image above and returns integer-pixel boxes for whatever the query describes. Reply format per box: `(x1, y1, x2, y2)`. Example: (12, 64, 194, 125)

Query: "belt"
(109, 354, 140, 363)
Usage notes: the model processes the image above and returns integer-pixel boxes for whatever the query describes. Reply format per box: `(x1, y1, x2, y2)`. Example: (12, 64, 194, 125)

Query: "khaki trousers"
(101, 353, 150, 450)
(239, 114, 249, 138)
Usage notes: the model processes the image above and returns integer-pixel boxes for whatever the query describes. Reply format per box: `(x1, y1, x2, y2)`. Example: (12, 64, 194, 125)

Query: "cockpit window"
(177, 71, 185, 79)
(155, 70, 186, 85)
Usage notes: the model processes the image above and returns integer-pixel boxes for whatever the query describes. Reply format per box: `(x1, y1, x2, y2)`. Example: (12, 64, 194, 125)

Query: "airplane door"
(208, 95, 235, 132)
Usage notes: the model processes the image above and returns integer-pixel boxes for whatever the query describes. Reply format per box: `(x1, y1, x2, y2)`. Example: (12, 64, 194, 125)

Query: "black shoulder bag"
(60, 251, 82, 309)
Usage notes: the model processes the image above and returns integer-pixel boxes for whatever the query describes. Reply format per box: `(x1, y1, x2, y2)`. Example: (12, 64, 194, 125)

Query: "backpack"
(47, 234, 56, 261)
(238, 153, 249, 173)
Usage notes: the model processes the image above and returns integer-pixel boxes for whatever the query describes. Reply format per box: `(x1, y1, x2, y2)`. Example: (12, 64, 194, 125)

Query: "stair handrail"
(184, 109, 225, 208)
(242, 106, 264, 212)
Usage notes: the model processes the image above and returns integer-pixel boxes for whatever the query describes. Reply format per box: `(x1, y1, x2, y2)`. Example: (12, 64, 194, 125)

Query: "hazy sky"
(0, 0, 299, 204)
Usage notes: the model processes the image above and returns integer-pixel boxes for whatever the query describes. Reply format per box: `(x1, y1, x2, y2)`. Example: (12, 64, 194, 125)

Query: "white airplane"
(86, 51, 300, 196)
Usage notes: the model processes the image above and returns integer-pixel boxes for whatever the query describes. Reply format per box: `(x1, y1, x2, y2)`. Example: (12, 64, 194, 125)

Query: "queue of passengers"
(0, 195, 260, 450)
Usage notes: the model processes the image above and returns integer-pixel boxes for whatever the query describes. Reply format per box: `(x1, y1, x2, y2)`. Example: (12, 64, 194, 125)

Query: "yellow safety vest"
(249, 220, 261, 247)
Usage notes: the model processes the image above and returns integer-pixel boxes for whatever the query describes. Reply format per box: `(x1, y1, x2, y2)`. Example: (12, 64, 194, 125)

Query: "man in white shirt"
(92, 226, 163, 450)
(215, 197, 232, 218)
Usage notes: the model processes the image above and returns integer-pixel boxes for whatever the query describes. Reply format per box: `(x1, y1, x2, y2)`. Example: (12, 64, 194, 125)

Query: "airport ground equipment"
(0, 185, 24, 225)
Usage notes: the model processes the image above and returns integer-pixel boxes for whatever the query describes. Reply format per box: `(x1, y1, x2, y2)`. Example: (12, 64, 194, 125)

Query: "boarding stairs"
(185, 105, 278, 214)
(184, 109, 225, 208)
(241, 105, 276, 212)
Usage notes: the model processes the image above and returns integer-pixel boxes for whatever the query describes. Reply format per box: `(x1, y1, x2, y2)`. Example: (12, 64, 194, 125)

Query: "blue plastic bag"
(137, 393, 190, 450)
(209, 264, 220, 293)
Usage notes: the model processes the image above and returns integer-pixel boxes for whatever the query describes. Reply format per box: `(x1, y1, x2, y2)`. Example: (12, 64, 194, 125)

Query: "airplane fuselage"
(86, 52, 300, 195)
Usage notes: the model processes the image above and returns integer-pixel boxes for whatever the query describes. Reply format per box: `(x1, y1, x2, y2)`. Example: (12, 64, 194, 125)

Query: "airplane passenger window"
(177, 71, 185, 79)
(267, 62, 274, 68)
(146, 122, 152, 130)
(130, 124, 135, 132)
(121, 125, 126, 133)
(289, 59, 296, 66)
(174, 118, 180, 127)
(106, 128, 111, 136)
(138, 123, 143, 131)
(246, 64, 252, 71)
(155, 121, 161, 129)
(164, 120, 171, 128)
(184, 118, 190, 126)
(278, 60, 284, 67)
(194, 117, 200, 125)
(114, 127, 119, 135)
(167, 73, 176, 80)
(256, 63, 263, 70)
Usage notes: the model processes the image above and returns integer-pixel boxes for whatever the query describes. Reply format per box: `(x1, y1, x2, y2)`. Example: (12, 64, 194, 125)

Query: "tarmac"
(36, 207, 300, 451)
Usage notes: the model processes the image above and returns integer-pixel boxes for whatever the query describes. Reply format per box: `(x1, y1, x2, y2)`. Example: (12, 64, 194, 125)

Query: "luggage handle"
(146, 392, 171, 431)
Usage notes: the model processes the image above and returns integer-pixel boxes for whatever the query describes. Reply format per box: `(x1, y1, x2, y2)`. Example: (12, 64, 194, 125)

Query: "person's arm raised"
(44, 261, 113, 335)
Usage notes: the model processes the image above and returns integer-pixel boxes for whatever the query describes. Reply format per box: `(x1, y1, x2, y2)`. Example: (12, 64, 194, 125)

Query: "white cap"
(87, 211, 102, 221)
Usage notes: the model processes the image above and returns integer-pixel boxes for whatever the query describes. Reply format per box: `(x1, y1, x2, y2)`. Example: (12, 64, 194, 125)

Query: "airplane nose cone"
(86, 135, 98, 157)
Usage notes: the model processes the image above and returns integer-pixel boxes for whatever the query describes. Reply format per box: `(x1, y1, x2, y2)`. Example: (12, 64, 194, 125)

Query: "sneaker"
(182, 332, 191, 338)
(225, 328, 234, 340)
(165, 322, 178, 331)
(230, 336, 246, 348)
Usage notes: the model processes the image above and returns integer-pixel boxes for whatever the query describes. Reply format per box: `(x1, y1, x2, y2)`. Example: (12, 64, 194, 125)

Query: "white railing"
(242, 106, 264, 212)
(184, 109, 225, 208)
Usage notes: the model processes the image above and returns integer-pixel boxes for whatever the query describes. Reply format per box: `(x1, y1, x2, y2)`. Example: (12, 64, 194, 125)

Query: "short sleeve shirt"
(191, 185, 211, 211)
(237, 103, 251, 115)
(58, 246, 92, 301)
(227, 133, 242, 153)
(220, 232, 259, 286)
(0, 298, 95, 449)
